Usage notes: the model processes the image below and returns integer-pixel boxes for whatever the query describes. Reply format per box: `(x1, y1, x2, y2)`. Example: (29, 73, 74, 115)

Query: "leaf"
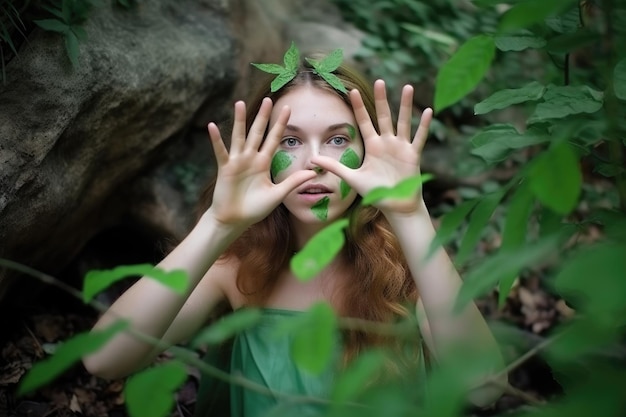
(434, 35, 495, 113)
(83, 264, 189, 303)
(71, 25, 87, 41)
(250, 63, 284, 75)
(426, 198, 480, 260)
(291, 219, 349, 281)
(283, 41, 300, 72)
(498, 181, 534, 305)
(318, 71, 348, 93)
(289, 303, 338, 375)
(494, 34, 546, 51)
(529, 85, 603, 122)
(34, 18, 69, 33)
(529, 142, 581, 215)
(64, 29, 79, 67)
(18, 320, 129, 395)
(361, 174, 433, 206)
(546, 29, 601, 53)
(455, 190, 506, 267)
(470, 124, 550, 165)
(124, 361, 188, 417)
(269, 70, 297, 92)
(474, 81, 546, 114)
(498, 0, 577, 32)
(614, 58, 626, 100)
(455, 233, 564, 312)
(191, 308, 262, 347)
(316, 48, 344, 73)
(331, 349, 387, 402)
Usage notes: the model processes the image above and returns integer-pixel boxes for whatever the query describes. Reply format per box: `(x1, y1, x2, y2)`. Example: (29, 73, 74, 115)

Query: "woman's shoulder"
(208, 254, 247, 309)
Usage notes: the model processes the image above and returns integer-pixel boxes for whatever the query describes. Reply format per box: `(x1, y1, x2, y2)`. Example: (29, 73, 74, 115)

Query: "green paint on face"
(311, 196, 330, 221)
(271, 151, 292, 179)
(339, 148, 361, 199)
(346, 124, 357, 139)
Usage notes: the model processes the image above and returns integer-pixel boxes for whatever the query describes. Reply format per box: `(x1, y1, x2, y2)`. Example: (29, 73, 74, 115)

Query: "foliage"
(9, 0, 626, 416)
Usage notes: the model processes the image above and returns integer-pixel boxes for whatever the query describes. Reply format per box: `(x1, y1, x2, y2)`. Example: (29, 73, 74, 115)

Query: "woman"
(83, 47, 505, 416)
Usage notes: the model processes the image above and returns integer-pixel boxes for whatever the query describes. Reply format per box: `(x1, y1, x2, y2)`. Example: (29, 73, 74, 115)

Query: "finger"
(247, 98, 273, 150)
(274, 169, 317, 197)
(396, 85, 414, 141)
(311, 155, 358, 186)
(373, 79, 394, 136)
(230, 101, 247, 153)
(349, 89, 378, 140)
(260, 105, 290, 156)
(207, 122, 229, 166)
(411, 108, 433, 153)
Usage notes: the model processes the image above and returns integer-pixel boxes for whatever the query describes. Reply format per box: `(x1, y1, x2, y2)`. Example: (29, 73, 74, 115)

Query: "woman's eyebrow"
(284, 122, 354, 133)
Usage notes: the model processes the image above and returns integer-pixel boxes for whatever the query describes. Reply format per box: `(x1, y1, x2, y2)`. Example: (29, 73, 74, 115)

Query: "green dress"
(194, 308, 336, 417)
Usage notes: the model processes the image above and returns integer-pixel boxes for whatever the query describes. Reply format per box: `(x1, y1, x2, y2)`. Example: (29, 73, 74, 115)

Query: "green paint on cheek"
(339, 148, 361, 199)
(347, 124, 356, 139)
(311, 196, 330, 221)
(271, 151, 292, 178)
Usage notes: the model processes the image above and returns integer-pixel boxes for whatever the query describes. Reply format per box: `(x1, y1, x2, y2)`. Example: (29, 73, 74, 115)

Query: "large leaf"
(474, 82, 546, 114)
(83, 264, 189, 303)
(614, 58, 626, 100)
(528, 142, 581, 215)
(291, 219, 349, 281)
(498, 181, 534, 305)
(470, 124, 550, 165)
(191, 308, 262, 347)
(124, 361, 188, 417)
(18, 320, 129, 395)
(434, 35, 495, 112)
(529, 85, 603, 122)
(498, 0, 577, 32)
(289, 303, 338, 375)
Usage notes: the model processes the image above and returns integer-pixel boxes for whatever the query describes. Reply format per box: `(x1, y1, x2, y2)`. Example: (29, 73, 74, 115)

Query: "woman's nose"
(305, 145, 325, 173)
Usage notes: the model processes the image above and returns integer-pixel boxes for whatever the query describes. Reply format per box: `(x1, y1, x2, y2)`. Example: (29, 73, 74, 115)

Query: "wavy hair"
(197, 55, 419, 363)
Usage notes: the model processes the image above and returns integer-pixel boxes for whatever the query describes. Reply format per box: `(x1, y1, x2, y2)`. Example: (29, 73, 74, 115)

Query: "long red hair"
(197, 56, 419, 362)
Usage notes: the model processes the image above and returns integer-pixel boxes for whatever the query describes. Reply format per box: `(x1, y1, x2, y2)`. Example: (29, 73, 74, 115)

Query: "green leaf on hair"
(305, 48, 348, 93)
(251, 41, 300, 92)
(250, 63, 284, 75)
(316, 48, 343, 72)
(283, 41, 300, 72)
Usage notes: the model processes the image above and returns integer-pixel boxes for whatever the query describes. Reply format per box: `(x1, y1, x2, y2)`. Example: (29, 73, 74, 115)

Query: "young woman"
(83, 50, 506, 417)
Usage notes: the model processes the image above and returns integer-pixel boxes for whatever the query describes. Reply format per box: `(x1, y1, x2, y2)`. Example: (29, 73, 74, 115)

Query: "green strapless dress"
(193, 308, 336, 417)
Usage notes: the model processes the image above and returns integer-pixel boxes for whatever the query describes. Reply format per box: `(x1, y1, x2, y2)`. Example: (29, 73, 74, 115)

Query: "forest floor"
(0, 271, 570, 417)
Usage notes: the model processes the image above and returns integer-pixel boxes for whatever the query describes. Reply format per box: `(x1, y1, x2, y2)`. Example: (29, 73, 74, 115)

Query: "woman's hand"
(312, 79, 433, 215)
(207, 98, 316, 228)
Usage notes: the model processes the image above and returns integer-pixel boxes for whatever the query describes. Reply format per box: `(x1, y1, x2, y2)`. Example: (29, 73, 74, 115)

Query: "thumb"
(311, 155, 358, 185)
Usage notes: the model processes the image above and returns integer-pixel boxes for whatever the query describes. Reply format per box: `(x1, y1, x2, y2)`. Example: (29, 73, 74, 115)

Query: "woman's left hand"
(311, 79, 433, 214)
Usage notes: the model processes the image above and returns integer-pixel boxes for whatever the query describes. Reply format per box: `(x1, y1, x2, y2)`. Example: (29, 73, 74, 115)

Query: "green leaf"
(18, 320, 129, 395)
(283, 41, 300, 72)
(289, 303, 338, 374)
(498, 181, 534, 305)
(455, 190, 506, 267)
(64, 29, 79, 67)
(71, 25, 87, 41)
(83, 264, 189, 303)
(529, 142, 581, 215)
(494, 34, 546, 51)
(291, 219, 349, 281)
(474, 81, 546, 114)
(34, 18, 69, 33)
(498, 0, 577, 32)
(470, 124, 550, 164)
(250, 63, 285, 75)
(455, 233, 564, 312)
(317, 48, 344, 73)
(546, 29, 601, 54)
(427, 198, 480, 259)
(318, 71, 348, 94)
(331, 349, 386, 402)
(270, 70, 297, 92)
(614, 58, 626, 100)
(191, 308, 262, 347)
(434, 35, 495, 113)
(124, 361, 188, 417)
(361, 174, 433, 206)
(529, 85, 603, 122)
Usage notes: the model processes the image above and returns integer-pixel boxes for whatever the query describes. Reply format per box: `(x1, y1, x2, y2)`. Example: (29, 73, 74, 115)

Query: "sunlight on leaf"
(434, 35, 495, 113)
(83, 264, 188, 303)
(361, 174, 433, 206)
(291, 219, 349, 281)
(18, 320, 129, 396)
(191, 308, 262, 347)
(529, 85, 603, 122)
(125, 361, 188, 417)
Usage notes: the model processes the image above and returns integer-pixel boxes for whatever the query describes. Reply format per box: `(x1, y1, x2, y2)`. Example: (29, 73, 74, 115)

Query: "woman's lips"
(298, 186, 332, 203)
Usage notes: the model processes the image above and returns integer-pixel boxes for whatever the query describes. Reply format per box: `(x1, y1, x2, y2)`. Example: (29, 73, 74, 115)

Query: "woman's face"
(269, 85, 364, 226)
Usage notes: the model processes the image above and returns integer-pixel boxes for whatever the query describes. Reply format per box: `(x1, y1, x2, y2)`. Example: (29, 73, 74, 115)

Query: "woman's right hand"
(207, 98, 316, 228)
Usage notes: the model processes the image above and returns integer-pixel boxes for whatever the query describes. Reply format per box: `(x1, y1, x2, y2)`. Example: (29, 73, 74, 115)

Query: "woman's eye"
(282, 137, 299, 147)
(329, 136, 347, 146)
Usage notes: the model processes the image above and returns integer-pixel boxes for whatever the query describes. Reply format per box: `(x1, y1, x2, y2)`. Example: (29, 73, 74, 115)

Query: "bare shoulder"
(198, 254, 246, 310)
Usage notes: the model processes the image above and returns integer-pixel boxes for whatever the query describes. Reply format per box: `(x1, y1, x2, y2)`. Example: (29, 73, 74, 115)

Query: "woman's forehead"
(271, 86, 354, 126)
